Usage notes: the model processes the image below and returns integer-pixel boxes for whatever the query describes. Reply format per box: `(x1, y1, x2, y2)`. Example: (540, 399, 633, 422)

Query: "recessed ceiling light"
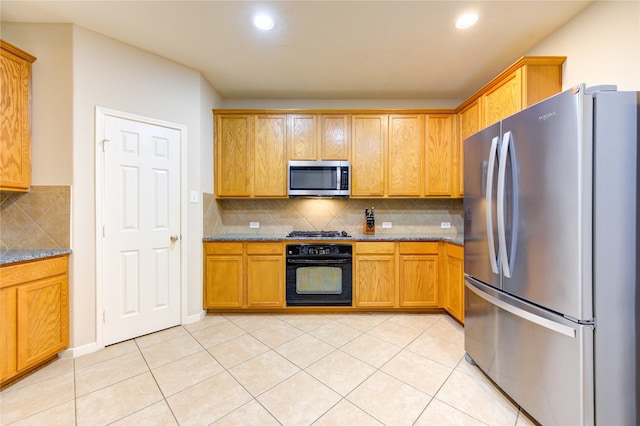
(455, 13, 478, 29)
(253, 13, 274, 31)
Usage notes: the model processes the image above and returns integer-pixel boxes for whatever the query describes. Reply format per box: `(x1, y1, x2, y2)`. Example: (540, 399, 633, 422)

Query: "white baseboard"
(183, 310, 206, 325)
(59, 342, 103, 359)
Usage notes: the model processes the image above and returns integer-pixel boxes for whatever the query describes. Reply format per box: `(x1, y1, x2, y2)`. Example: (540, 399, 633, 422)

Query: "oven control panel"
(287, 244, 352, 257)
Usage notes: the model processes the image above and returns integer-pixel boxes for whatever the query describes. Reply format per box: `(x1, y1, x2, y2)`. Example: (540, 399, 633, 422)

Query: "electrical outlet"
(440, 222, 451, 229)
(382, 222, 392, 228)
(249, 222, 260, 229)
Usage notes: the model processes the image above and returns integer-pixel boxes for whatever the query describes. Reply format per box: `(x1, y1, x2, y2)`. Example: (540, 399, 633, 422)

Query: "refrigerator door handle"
(497, 131, 518, 278)
(465, 280, 576, 338)
(485, 136, 500, 274)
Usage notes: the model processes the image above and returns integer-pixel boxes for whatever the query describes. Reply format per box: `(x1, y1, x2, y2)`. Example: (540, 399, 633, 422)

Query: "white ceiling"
(0, 1, 593, 100)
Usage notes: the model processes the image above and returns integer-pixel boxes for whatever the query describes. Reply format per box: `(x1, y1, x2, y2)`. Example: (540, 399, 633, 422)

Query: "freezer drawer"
(464, 278, 594, 426)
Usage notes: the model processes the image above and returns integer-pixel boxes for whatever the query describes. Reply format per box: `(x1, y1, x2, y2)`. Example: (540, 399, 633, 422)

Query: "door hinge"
(103, 310, 106, 323)
(102, 226, 106, 238)
(100, 138, 110, 152)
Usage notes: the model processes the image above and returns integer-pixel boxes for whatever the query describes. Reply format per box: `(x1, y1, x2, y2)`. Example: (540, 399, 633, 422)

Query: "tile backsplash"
(203, 193, 463, 237)
(0, 186, 71, 249)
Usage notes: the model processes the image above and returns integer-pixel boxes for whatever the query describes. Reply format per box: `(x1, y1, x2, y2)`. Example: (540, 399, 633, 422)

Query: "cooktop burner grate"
(286, 230, 351, 238)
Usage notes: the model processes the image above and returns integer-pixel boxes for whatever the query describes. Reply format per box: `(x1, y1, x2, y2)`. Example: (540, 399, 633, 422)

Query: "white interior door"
(101, 113, 181, 346)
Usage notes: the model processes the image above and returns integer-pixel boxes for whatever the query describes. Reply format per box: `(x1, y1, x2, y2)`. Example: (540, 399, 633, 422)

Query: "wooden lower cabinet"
(246, 243, 284, 307)
(354, 242, 395, 307)
(0, 255, 69, 386)
(203, 240, 463, 319)
(204, 242, 243, 308)
(398, 242, 439, 307)
(441, 243, 464, 323)
(203, 241, 284, 309)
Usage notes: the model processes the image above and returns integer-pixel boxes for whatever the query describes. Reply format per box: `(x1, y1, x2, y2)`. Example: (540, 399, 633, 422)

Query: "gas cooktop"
(286, 230, 351, 238)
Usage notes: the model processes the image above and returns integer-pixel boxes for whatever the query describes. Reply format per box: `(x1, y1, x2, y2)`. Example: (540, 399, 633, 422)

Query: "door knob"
(170, 235, 179, 242)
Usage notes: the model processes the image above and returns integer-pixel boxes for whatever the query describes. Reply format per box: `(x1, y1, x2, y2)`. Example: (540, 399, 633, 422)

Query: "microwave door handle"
(486, 136, 500, 275)
(336, 166, 341, 190)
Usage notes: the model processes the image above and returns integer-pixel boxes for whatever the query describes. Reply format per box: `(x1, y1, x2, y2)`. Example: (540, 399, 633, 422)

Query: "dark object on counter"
(364, 207, 375, 234)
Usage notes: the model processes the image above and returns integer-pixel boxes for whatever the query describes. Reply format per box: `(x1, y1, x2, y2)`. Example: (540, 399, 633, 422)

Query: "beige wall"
(205, 197, 463, 238)
(1, 23, 222, 353)
(527, 0, 640, 91)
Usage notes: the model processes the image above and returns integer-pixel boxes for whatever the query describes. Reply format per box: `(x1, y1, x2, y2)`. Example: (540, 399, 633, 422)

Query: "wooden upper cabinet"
(254, 115, 287, 197)
(287, 114, 318, 160)
(320, 115, 350, 160)
(480, 57, 565, 127)
(388, 114, 424, 197)
(424, 114, 455, 196)
(457, 100, 481, 197)
(483, 68, 522, 127)
(351, 115, 388, 197)
(1, 40, 36, 192)
(215, 114, 252, 197)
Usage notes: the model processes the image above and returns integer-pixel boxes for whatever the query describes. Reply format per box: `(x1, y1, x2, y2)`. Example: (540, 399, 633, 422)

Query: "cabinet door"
(457, 101, 481, 197)
(388, 114, 423, 197)
(0, 286, 17, 381)
(399, 255, 439, 307)
(0, 42, 35, 192)
(355, 255, 395, 307)
(424, 114, 454, 196)
(215, 114, 252, 197)
(254, 115, 287, 197)
(483, 68, 522, 127)
(288, 114, 318, 160)
(204, 255, 243, 308)
(321, 115, 350, 160)
(443, 243, 464, 323)
(351, 115, 388, 197)
(16, 274, 69, 370)
(247, 256, 284, 307)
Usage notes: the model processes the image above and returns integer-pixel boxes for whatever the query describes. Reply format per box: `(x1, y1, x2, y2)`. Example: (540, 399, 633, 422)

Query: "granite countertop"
(0, 249, 72, 266)
(203, 233, 463, 245)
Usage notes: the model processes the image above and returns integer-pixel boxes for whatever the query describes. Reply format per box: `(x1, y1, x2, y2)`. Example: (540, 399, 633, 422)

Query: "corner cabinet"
(215, 114, 252, 198)
(0, 40, 36, 192)
(0, 255, 69, 387)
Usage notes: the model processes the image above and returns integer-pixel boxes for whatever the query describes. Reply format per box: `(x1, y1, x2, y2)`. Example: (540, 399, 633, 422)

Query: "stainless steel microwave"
(287, 160, 350, 197)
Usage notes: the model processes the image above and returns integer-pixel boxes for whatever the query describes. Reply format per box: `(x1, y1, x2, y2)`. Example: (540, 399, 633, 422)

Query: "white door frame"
(95, 106, 188, 349)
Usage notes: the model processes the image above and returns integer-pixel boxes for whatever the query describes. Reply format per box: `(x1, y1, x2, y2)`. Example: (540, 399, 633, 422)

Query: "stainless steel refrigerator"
(463, 84, 638, 425)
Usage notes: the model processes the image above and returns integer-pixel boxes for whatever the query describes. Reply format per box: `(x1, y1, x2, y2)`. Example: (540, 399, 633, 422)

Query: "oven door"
(286, 258, 352, 306)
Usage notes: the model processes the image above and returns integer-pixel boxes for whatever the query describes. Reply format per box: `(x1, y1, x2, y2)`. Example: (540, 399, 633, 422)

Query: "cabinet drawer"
(399, 242, 439, 255)
(355, 242, 395, 254)
(0, 256, 68, 289)
(204, 242, 243, 255)
(246, 242, 283, 255)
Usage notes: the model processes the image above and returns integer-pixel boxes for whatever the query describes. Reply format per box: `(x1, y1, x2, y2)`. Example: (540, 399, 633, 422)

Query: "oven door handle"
(287, 258, 351, 265)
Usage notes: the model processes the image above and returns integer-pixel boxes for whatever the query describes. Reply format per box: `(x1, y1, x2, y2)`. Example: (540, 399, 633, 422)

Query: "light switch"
(190, 191, 199, 203)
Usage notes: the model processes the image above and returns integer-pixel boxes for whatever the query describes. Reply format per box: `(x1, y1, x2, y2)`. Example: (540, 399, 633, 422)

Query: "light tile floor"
(0, 313, 537, 426)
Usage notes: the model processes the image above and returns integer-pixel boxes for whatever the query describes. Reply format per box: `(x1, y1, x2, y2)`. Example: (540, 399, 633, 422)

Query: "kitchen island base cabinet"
(0, 255, 69, 387)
